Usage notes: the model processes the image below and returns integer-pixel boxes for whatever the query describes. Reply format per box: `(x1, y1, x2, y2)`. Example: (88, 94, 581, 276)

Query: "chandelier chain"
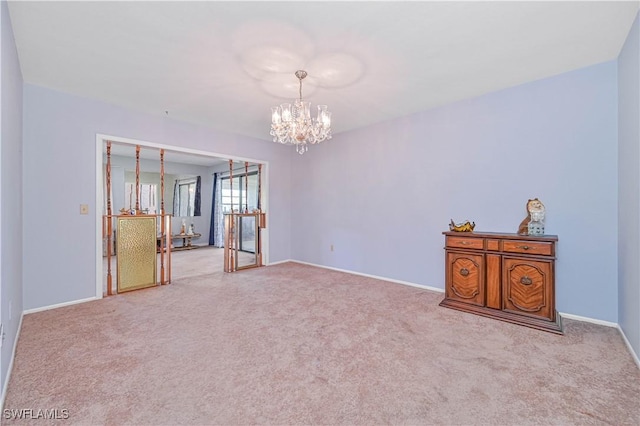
(295, 69, 306, 100)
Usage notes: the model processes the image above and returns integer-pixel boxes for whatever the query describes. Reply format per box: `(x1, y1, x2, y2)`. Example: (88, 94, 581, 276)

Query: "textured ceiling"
(8, 1, 639, 145)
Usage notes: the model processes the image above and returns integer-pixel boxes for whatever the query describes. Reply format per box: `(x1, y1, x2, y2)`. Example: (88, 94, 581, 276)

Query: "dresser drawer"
(502, 240, 553, 256)
(446, 236, 483, 250)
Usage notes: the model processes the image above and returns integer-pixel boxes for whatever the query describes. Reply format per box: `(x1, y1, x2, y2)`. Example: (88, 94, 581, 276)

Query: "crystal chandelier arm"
(271, 107, 281, 125)
(281, 103, 292, 122)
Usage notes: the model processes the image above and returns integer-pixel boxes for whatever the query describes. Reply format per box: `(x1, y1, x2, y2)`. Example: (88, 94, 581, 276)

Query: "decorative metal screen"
(117, 216, 157, 292)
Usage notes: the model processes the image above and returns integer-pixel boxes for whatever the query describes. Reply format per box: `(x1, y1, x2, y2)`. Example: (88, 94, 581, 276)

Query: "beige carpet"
(5, 262, 639, 425)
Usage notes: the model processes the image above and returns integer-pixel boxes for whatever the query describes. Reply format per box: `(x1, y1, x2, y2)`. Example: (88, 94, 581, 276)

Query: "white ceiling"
(8, 1, 639, 146)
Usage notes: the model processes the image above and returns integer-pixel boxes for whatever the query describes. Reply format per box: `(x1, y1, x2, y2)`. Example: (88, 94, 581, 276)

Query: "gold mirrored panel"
(117, 216, 157, 292)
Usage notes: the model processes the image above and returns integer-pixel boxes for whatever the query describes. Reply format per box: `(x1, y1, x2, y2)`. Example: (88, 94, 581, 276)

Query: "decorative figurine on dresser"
(440, 199, 562, 334)
(517, 198, 546, 235)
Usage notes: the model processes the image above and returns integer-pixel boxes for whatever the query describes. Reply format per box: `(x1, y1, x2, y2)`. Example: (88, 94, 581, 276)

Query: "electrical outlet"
(80, 204, 89, 215)
(330, 244, 334, 252)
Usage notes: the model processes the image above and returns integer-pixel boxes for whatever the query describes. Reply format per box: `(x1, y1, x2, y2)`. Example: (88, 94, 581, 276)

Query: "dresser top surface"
(443, 231, 558, 242)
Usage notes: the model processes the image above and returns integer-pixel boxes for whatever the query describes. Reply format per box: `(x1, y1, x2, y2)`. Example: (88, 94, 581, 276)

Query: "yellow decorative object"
(117, 216, 157, 292)
(449, 219, 475, 232)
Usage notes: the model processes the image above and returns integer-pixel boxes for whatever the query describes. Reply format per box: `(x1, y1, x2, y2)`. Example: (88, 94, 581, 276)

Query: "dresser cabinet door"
(446, 252, 485, 306)
(502, 258, 554, 321)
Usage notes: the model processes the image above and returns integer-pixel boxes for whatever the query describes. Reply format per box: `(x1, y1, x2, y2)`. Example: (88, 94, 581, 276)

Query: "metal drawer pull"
(460, 241, 470, 245)
(520, 276, 532, 285)
(460, 268, 469, 277)
(517, 245, 531, 250)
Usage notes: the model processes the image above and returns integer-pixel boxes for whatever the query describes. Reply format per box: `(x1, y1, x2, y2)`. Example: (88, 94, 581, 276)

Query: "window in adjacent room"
(221, 172, 258, 213)
(173, 176, 201, 217)
(125, 183, 158, 214)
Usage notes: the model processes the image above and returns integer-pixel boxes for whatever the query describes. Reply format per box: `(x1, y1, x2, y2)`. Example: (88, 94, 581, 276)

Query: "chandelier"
(270, 70, 332, 155)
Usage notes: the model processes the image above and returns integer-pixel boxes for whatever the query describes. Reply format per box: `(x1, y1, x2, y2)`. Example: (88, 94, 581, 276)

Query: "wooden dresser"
(440, 231, 562, 334)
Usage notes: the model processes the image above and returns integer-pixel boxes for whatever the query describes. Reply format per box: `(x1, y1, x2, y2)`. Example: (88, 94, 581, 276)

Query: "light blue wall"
(0, 0, 24, 398)
(618, 12, 640, 358)
(291, 61, 619, 322)
(22, 84, 292, 311)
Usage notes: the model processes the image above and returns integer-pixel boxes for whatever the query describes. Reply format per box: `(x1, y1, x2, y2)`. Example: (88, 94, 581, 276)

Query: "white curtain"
(213, 174, 225, 247)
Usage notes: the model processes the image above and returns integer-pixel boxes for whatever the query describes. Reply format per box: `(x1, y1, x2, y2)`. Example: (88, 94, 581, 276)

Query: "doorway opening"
(95, 134, 270, 299)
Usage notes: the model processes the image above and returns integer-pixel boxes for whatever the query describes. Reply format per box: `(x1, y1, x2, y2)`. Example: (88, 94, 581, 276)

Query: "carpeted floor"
(5, 262, 639, 425)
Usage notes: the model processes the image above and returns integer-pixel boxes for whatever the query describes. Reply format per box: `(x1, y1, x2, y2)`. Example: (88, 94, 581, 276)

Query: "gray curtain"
(194, 176, 201, 216)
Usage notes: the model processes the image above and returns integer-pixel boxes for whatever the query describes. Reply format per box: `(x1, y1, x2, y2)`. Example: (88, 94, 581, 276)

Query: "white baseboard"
(289, 259, 445, 294)
(616, 324, 640, 369)
(23, 297, 98, 315)
(558, 312, 618, 328)
(267, 259, 293, 266)
(1, 312, 24, 411)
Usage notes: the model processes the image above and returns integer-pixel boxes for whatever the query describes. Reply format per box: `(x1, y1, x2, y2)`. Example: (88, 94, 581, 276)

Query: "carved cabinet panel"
(440, 232, 561, 334)
(446, 252, 484, 306)
(503, 258, 553, 321)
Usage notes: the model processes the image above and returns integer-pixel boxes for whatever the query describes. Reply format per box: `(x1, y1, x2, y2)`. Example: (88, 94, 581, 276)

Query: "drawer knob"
(520, 276, 532, 285)
(517, 245, 531, 250)
(460, 268, 469, 277)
